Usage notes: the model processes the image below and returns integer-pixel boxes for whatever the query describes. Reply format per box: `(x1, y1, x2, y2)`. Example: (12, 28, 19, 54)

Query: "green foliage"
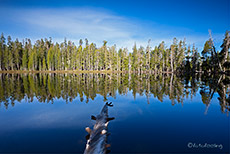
(202, 40, 212, 58)
(220, 31, 230, 65)
(0, 32, 229, 73)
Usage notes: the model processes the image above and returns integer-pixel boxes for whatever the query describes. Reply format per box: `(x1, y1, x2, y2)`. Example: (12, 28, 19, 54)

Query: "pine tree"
(220, 31, 230, 71)
(176, 40, 185, 69)
(47, 45, 53, 71)
(191, 44, 199, 73)
(0, 33, 6, 70)
(89, 43, 95, 70)
(201, 40, 212, 72)
(138, 46, 145, 72)
(158, 41, 165, 72)
(146, 40, 151, 71)
(170, 38, 178, 72)
(7, 36, 14, 70)
(55, 43, 61, 70)
(132, 43, 138, 72)
(153, 46, 159, 72)
(110, 45, 117, 71)
(170, 45, 175, 72)
(14, 39, 22, 70)
(28, 48, 34, 70)
(3, 44, 9, 70)
(102, 40, 109, 70)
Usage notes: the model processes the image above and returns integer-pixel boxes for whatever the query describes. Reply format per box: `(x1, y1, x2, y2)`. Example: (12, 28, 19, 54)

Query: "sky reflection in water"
(0, 73, 229, 153)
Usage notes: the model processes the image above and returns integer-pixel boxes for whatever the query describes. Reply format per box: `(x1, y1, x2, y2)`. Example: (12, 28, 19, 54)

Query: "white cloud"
(15, 8, 135, 46)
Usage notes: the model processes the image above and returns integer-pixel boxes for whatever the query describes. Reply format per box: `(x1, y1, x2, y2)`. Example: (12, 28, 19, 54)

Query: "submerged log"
(84, 102, 115, 154)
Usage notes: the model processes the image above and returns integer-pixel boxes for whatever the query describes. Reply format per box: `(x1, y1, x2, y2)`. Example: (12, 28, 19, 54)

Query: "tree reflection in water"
(0, 73, 229, 115)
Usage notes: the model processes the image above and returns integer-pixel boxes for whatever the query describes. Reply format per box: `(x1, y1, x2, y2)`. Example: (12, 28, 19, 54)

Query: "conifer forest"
(0, 31, 229, 74)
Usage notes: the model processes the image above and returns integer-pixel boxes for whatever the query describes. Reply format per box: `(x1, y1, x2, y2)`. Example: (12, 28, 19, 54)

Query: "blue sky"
(0, 0, 229, 51)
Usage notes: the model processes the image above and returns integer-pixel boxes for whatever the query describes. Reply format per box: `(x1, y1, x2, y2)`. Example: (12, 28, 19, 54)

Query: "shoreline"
(0, 70, 174, 74)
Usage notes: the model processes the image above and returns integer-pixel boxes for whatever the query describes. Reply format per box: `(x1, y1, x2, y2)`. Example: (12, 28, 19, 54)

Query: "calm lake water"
(0, 73, 229, 153)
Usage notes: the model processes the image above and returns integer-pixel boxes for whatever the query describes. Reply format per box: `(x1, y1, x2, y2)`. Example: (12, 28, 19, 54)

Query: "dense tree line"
(0, 73, 229, 115)
(0, 31, 229, 73)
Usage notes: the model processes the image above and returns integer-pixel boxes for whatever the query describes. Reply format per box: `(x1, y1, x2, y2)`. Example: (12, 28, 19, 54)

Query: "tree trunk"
(171, 51, 174, 72)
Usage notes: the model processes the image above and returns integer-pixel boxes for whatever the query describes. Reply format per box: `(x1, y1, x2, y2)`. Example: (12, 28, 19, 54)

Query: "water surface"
(0, 73, 229, 153)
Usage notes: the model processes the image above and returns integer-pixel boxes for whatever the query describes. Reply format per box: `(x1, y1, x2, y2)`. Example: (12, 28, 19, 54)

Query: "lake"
(0, 73, 229, 153)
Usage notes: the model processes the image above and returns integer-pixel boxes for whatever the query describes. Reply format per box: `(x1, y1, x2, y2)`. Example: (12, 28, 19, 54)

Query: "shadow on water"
(0, 73, 229, 115)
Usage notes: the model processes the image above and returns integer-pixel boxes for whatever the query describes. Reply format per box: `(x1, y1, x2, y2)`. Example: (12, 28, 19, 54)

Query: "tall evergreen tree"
(220, 31, 230, 71)
(0, 33, 6, 70)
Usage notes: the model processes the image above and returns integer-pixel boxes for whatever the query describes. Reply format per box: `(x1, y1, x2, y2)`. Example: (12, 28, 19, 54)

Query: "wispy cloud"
(0, 7, 225, 51)
(12, 8, 135, 46)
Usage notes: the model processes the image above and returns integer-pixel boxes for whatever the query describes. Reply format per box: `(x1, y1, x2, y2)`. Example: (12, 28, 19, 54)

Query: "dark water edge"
(0, 72, 229, 154)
